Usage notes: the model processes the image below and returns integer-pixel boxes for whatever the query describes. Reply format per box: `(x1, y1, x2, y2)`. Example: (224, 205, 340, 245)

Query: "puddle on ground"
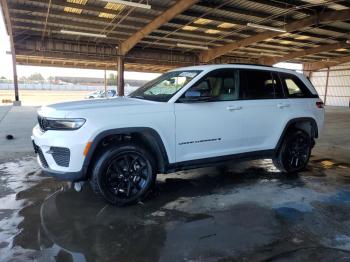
(0, 157, 65, 261)
(0, 158, 42, 253)
(1, 157, 350, 261)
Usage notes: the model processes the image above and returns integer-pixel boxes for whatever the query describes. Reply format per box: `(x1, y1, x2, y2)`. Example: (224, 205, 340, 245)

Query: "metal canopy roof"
(2, 0, 350, 73)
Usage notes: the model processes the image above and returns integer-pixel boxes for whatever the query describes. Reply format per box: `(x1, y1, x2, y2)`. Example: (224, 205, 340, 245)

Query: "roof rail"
(227, 63, 274, 68)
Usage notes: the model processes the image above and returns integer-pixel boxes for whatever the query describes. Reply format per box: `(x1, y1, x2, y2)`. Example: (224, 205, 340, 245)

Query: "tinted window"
(184, 69, 239, 101)
(240, 69, 284, 99)
(279, 73, 310, 98)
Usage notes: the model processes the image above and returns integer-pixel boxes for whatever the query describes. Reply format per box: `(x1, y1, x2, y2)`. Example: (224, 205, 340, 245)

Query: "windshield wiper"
(131, 95, 145, 99)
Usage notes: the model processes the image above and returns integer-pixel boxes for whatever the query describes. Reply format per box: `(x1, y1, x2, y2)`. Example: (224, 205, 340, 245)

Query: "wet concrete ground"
(1, 107, 350, 261)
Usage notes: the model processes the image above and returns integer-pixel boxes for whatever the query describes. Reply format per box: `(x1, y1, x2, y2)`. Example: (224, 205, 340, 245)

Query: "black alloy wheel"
(104, 152, 149, 199)
(90, 144, 156, 206)
(274, 129, 312, 173)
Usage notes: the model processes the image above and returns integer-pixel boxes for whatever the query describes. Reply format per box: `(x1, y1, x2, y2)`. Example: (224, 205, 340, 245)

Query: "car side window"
(239, 69, 283, 100)
(279, 73, 309, 98)
(185, 69, 239, 101)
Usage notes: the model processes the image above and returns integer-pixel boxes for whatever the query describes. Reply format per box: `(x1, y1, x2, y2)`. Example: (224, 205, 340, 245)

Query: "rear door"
(238, 69, 289, 151)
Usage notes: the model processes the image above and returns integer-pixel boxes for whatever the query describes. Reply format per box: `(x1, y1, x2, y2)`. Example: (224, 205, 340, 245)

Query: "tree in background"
(19, 76, 28, 83)
(27, 73, 45, 82)
(18, 73, 45, 83)
(107, 73, 117, 85)
(0, 76, 7, 83)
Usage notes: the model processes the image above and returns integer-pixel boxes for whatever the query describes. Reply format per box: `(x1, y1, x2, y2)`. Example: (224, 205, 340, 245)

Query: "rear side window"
(279, 73, 311, 98)
(239, 69, 284, 99)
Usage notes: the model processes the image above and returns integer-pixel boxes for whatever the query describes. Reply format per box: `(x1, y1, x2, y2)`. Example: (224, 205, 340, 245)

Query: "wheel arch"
(81, 127, 170, 179)
(276, 117, 318, 151)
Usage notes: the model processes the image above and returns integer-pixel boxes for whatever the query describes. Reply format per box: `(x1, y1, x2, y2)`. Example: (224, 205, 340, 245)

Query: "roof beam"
(10, 5, 237, 35)
(9, 5, 145, 30)
(20, 0, 151, 20)
(14, 37, 197, 66)
(10, 1, 349, 46)
(9, 6, 247, 43)
(12, 19, 345, 62)
(119, 0, 199, 55)
(11, 18, 227, 49)
(303, 55, 350, 71)
(259, 42, 350, 65)
(199, 8, 350, 63)
(15, 55, 172, 73)
(196, 2, 268, 19)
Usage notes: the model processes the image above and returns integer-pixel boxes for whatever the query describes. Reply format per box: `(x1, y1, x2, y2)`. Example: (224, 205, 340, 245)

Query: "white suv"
(32, 64, 325, 205)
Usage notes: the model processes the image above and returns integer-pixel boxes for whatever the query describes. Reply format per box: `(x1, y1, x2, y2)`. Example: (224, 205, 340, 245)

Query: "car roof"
(171, 64, 301, 76)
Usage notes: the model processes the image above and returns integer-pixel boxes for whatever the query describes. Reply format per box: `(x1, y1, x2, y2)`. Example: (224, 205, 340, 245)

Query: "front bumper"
(32, 125, 89, 181)
(41, 166, 84, 182)
(33, 139, 85, 181)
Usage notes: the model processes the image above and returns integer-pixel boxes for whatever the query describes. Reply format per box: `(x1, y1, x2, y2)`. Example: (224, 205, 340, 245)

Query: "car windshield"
(129, 70, 201, 102)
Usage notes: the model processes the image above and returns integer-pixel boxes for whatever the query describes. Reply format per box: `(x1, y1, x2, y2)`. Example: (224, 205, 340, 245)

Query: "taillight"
(316, 101, 324, 108)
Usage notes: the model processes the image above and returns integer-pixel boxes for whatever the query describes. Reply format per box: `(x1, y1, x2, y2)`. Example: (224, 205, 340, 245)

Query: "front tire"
(90, 144, 156, 206)
(273, 129, 312, 173)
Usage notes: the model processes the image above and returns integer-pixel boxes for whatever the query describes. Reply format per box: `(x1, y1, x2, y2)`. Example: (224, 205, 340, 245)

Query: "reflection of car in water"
(39, 189, 166, 261)
(85, 89, 116, 99)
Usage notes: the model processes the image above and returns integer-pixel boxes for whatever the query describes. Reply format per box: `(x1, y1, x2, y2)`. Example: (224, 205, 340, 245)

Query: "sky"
(0, 7, 301, 81)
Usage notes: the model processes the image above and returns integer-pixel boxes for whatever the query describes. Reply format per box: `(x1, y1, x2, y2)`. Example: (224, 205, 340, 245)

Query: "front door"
(174, 69, 245, 162)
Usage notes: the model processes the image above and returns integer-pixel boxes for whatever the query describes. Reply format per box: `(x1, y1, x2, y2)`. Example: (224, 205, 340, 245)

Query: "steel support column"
(104, 68, 107, 97)
(117, 55, 125, 97)
(1, 0, 20, 104)
(324, 67, 330, 105)
(10, 47, 19, 103)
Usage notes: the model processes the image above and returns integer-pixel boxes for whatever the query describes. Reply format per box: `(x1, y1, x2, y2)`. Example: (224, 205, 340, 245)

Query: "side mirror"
(179, 90, 212, 103)
(185, 90, 201, 98)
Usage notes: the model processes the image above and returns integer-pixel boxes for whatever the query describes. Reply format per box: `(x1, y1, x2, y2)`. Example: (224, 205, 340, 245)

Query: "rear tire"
(273, 129, 312, 173)
(90, 143, 156, 206)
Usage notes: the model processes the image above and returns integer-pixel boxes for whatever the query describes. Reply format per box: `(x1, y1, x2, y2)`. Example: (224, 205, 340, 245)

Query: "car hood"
(38, 97, 165, 118)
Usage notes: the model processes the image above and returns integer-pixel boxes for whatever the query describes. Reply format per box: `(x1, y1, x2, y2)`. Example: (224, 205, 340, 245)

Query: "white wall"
(310, 62, 350, 107)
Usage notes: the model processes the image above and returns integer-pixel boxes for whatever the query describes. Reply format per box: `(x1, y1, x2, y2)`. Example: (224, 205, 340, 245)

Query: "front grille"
(50, 147, 70, 167)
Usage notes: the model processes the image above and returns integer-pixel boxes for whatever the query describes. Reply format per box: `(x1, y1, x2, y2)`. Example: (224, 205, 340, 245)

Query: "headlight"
(38, 116, 86, 131)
